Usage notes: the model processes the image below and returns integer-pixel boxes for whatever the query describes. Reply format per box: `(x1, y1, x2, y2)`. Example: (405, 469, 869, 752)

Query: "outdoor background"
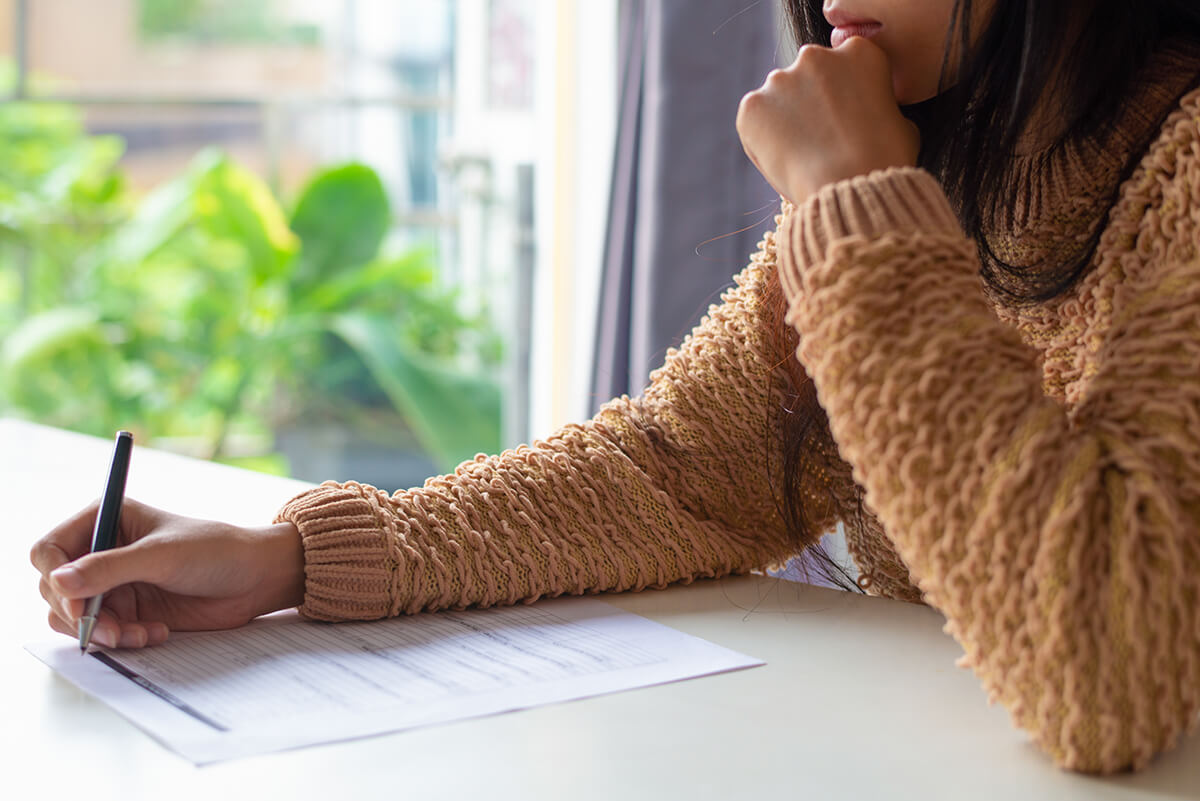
(0, 0, 618, 492)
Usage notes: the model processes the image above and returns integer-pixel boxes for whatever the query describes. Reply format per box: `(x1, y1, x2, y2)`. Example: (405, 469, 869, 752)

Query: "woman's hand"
(736, 37, 920, 205)
(31, 498, 304, 648)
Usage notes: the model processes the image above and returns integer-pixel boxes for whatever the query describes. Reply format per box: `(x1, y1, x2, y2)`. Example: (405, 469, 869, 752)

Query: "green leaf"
(195, 157, 297, 283)
(299, 248, 437, 314)
(328, 312, 501, 472)
(1, 306, 104, 371)
(108, 149, 217, 265)
(39, 135, 125, 208)
(289, 164, 390, 295)
(109, 148, 296, 284)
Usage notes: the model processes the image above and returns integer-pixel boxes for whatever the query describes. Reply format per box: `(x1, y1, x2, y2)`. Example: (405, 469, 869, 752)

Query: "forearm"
(277, 241, 814, 621)
(777, 167, 1200, 772)
(277, 407, 796, 620)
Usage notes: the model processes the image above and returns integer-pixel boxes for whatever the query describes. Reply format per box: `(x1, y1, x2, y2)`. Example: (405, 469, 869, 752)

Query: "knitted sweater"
(277, 52, 1200, 773)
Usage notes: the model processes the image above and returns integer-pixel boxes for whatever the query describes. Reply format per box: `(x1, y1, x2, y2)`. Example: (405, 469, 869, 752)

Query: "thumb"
(49, 543, 164, 599)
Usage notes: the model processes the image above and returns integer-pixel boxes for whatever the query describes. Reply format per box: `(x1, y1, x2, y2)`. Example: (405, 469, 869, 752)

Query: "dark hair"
(769, 0, 1200, 588)
(784, 0, 1200, 303)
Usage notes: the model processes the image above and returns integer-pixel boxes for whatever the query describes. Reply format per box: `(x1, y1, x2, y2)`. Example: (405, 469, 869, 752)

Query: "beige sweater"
(278, 54, 1200, 773)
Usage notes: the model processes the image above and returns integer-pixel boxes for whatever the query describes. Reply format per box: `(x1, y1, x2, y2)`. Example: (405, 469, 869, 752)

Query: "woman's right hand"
(31, 498, 305, 649)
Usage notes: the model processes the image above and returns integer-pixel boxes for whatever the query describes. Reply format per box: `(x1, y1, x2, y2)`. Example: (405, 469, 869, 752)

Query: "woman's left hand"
(736, 36, 920, 206)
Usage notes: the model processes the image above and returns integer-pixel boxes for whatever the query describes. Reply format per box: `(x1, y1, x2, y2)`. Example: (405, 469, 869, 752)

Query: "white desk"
(3, 419, 1198, 801)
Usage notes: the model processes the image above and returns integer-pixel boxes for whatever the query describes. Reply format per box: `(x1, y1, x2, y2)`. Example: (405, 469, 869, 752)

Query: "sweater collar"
(982, 41, 1200, 285)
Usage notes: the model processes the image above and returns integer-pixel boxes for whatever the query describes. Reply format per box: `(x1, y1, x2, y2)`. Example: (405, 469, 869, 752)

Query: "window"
(0, 0, 615, 491)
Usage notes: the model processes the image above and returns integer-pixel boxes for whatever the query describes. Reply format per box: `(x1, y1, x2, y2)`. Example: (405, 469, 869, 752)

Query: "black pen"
(78, 430, 134, 653)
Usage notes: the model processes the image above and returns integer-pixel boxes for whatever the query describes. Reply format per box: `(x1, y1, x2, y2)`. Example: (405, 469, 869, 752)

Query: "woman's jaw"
(823, 0, 971, 104)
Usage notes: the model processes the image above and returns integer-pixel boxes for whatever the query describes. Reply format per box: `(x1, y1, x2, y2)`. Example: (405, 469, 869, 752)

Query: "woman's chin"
(893, 75, 941, 107)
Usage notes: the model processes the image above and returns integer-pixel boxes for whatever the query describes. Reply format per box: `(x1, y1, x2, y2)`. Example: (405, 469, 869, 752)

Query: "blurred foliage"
(138, 0, 320, 45)
(0, 97, 503, 473)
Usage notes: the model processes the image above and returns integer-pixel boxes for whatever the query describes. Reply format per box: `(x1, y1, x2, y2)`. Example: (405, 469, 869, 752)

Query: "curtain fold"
(591, 0, 784, 409)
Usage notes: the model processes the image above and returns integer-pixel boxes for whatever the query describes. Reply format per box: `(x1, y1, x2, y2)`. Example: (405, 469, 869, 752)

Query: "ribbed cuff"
(778, 167, 961, 298)
(275, 482, 399, 621)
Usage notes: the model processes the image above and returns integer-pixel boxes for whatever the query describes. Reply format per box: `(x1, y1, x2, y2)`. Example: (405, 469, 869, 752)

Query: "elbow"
(1031, 688, 1196, 775)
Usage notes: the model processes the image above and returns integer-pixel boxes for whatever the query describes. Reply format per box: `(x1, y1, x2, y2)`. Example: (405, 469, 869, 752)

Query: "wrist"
(791, 157, 916, 207)
(250, 521, 305, 616)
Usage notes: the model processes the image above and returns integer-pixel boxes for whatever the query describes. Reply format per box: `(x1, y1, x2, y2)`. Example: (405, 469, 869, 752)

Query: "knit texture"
(776, 97, 1200, 773)
(277, 54, 1200, 774)
(277, 230, 825, 620)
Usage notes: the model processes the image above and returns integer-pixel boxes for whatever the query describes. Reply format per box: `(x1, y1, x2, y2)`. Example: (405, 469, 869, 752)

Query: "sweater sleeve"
(776, 164, 1200, 773)
(275, 227, 819, 622)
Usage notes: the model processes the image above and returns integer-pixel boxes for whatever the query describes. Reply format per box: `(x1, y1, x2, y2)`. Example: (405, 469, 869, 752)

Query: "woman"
(32, 0, 1200, 773)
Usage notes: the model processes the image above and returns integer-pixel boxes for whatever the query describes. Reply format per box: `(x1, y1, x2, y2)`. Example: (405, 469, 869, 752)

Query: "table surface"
(3, 419, 1198, 801)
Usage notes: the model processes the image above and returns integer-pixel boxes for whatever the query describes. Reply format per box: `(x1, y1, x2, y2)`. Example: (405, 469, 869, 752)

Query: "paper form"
(27, 597, 762, 764)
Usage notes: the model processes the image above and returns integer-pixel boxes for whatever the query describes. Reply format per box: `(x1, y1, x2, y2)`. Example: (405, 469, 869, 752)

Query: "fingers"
(93, 608, 170, 649)
(45, 608, 169, 649)
(34, 500, 177, 649)
(31, 498, 163, 577)
(833, 34, 889, 68)
(48, 540, 168, 601)
(39, 575, 82, 627)
(30, 501, 100, 574)
(47, 608, 75, 638)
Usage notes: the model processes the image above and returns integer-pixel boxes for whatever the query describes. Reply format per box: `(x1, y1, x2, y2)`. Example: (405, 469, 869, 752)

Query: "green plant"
(0, 89, 135, 436)
(0, 103, 503, 474)
(138, 0, 320, 45)
(279, 164, 503, 466)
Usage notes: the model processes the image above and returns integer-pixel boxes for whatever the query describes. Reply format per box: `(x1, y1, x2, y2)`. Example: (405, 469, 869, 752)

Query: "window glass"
(0, 0, 535, 493)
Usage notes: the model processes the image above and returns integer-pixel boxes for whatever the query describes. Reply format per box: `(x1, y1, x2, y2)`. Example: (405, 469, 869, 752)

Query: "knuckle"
(737, 90, 763, 120)
(29, 539, 64, 573)
(29, 539, 47, 569)
(795, 43, 824, 66)
(124, 497, 150, 526)
(48, 609, 68, 635)
(40, 577, 75, 623)
(75, 553, 104, 584)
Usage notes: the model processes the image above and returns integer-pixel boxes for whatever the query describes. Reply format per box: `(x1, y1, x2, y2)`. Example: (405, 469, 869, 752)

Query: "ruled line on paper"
(29, 597, 764, 764)
(91, 651, 228, 731)
(97, 603, 669, 731)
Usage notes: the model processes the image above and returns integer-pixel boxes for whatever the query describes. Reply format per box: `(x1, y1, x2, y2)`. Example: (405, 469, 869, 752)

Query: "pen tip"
(78, 617, 96, 654)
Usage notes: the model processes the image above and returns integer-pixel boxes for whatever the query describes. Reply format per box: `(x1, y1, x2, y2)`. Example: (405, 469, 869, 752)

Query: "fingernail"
(92, 627, 117, 649)
(51, 565, 82, 591)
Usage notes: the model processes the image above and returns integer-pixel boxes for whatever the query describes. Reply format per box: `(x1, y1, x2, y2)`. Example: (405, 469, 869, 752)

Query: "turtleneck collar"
(981, 40, 1200, 294)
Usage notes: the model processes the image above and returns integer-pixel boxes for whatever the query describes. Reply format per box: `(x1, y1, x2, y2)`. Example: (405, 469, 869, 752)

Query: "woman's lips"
(830, 21, 883, 49)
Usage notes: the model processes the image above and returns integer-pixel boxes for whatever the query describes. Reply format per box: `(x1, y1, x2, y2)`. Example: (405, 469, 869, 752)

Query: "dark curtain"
(590, 0, 784, 410)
